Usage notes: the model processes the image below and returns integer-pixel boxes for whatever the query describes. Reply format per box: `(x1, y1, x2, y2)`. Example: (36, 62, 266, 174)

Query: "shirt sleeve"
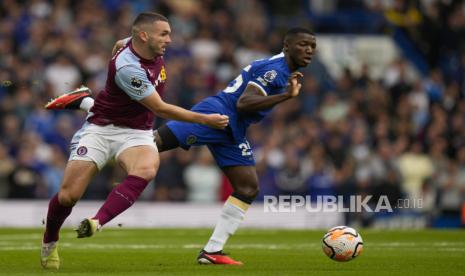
(248, 66, 287, 96)
(115, 65, 155, 101)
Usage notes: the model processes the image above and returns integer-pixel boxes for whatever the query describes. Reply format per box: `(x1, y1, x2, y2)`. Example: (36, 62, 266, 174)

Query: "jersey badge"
(77, 146, 88, 156)
(186, 135, 197, 145)
(263, 70, 277, 82)
(131, 76, 142, 88)
(160, 66, 167, 81)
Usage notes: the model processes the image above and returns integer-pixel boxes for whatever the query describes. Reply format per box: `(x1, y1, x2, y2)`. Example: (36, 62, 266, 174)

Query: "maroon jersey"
(88, 41, 167, 130)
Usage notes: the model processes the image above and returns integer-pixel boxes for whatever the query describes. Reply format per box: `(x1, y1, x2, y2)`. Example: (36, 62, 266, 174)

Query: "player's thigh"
(222, 165, 259, 190)
(116, 145, 159, 181)
(113, 127, 159, 180)
(59, 160, 98, 205)
(207, 141, 255, 168)
(207, 142, 259, 191)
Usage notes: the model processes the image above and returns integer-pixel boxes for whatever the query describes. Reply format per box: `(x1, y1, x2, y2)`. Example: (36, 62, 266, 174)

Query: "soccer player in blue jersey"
(46, 27, 316, 265)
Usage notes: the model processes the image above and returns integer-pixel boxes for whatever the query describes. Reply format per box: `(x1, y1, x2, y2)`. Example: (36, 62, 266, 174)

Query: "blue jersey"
(212, 52, 291, 140)
(166, 52, 292, 167)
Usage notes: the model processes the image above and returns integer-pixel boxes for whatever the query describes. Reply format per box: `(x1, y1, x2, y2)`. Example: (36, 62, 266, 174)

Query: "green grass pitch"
(0, 228, 464, 275)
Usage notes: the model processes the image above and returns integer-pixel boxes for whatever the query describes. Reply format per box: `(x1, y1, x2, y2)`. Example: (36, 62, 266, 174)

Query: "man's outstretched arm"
(236, 72, 303, 113)
(140, 90, 229, 129)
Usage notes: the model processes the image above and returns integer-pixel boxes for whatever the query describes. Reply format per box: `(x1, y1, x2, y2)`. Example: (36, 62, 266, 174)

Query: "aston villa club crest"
(77, 146, 88, 156)
(131, 76, 142, 88)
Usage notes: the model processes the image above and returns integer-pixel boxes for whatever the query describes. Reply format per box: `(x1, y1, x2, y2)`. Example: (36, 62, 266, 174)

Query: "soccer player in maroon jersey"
(40, 12, 229, 269)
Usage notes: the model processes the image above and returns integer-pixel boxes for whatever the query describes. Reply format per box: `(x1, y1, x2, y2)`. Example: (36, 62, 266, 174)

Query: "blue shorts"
(166, 99, 255, 168)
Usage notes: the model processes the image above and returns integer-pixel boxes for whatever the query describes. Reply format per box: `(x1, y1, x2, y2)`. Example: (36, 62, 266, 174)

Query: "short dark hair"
(284, 27, 314, 42)
(132, 12, 168, 27)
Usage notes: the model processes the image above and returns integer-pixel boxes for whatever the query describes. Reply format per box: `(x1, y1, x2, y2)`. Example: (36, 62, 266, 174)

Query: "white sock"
(42, 241, 57, 247)
(204, 196, 249, 253)
(79, 97, 95, 112)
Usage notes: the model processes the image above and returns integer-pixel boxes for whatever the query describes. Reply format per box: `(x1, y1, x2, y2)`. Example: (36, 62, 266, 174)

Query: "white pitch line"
(0, 233, 43, 240)
(1, 242, 465, 252)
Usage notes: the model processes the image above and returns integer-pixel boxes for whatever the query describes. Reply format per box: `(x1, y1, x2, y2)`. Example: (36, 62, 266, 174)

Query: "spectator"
(397, 141, 434, 202)
(7, 147, 45, 198)
(0, 142, 15, 197)
(44, 53, 81, 96)
(184, 147, 222, 203)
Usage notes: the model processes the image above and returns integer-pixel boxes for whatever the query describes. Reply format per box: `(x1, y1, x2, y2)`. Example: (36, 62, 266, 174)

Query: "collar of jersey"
(129, 41, 156, 63)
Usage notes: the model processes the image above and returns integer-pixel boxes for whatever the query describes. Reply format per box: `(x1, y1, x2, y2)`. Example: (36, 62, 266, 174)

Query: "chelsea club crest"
(263, 70, 277, 82)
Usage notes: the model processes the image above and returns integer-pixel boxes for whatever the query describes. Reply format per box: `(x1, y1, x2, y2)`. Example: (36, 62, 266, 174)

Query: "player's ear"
(139, 31, 149, 42)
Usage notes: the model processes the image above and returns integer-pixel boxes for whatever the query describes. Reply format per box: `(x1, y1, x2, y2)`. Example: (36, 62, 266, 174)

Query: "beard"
(148, 45, 159, 56)
(147, 38, 162, 56)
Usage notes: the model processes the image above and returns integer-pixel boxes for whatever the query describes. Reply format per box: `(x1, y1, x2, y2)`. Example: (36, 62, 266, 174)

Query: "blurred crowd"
(0, 0, 464, 225)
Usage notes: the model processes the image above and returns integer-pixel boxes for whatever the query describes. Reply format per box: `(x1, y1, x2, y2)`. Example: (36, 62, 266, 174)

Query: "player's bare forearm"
(237, 90, 292, 113)
(140, 92, 228, 129)
(237, 72, 303, 113)
(157, 103, 205, 123)
(156, 103, 229, 129)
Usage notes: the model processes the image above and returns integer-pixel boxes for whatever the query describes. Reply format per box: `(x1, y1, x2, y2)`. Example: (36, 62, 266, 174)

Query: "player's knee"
(244, 185, 260, 200)
(58, 190, 79, 206)
(130, 166, 157, 181)
(234, 183, 259, 202)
